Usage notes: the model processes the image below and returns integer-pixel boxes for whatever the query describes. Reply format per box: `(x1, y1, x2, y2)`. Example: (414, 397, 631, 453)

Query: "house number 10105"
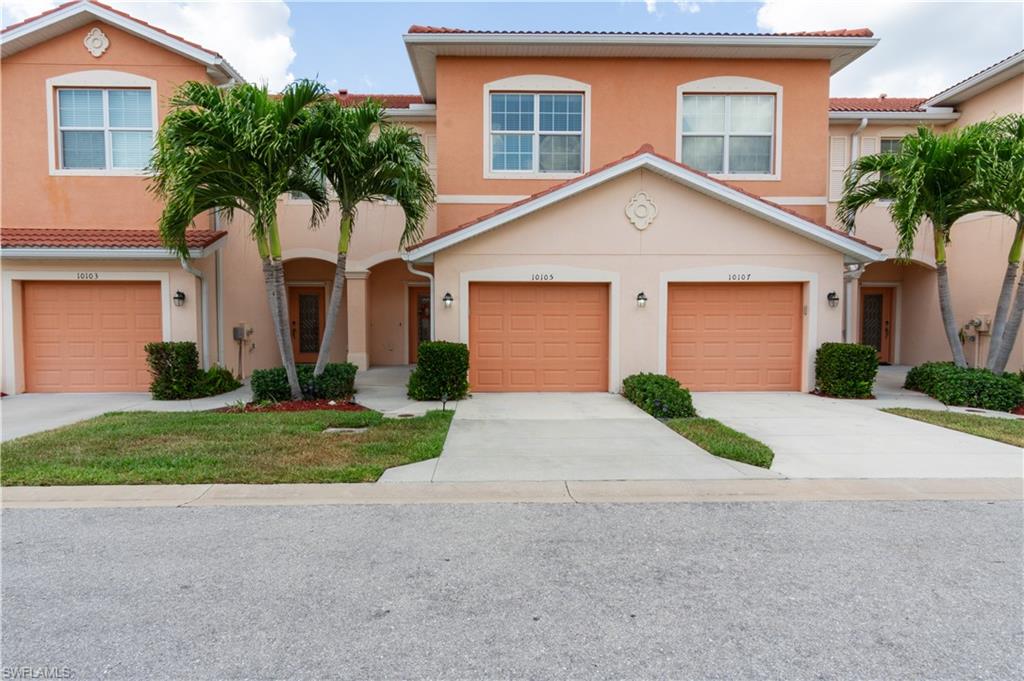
(728, 273, 752, 281)
(531, 273, 555, 281)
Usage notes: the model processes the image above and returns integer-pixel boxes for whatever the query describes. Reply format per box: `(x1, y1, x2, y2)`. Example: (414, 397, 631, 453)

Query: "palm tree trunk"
(990, 276, 1024, 374)
(265, 219, 303, 400)
(986, 219, 1024, 370)
(314, 215, 352, 377)
(934, 229, 968, 368)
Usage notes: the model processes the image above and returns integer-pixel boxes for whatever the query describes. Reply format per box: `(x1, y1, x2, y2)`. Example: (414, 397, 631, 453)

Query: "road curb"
(2, 478, 1020, 509)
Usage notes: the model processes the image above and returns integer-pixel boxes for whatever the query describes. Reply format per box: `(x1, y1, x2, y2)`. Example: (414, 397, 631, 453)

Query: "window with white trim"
(490, 92, 583, 173)
(57, 88, 153, 170)
(680, 94, 775, 175)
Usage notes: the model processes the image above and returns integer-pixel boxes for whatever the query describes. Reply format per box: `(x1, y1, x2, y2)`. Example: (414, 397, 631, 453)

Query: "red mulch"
(1011, 405, 1024, 416)
(218, 399, 367, 413)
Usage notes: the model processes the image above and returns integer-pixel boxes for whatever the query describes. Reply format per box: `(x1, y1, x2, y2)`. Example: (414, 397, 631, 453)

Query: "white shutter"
(828, 136, 848, 202)
(860, 136, 879, 157)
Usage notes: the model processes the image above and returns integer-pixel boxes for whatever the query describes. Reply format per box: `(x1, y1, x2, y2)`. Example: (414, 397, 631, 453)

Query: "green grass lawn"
(1, 409, 453, 486)
(666, 417, 775, 468)
(882, 408, 1024, 447)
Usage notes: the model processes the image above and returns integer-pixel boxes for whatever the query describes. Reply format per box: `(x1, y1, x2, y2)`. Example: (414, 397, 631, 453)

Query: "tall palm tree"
(150, 80, 330, 399)
(980, 114, 1024, 372)
(837, 125, 991, 368)
(308, 98, 435, 376)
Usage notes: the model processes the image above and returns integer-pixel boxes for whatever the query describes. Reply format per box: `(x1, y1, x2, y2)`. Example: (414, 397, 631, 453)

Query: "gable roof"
(924, 48, 1024, 107)
(404, 25, 878, 102)
(1, 0, 242, 84)
(334, 91, 425, 109)
(405, 145, 883, 264)
(829, 97, 926, 112)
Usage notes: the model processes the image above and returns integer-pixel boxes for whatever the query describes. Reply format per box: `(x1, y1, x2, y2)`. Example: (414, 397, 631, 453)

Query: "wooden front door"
(288, 286, 325, 364)
(408, 287, 431, 364)
(860, 287, 894, 364)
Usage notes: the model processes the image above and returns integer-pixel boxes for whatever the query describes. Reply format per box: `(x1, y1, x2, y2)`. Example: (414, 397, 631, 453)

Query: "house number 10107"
(728, 273, 752, 281)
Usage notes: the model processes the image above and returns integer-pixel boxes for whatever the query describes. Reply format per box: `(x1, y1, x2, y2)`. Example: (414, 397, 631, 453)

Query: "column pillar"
(346, 270, 370, 370)
(843, 265, 864, 343)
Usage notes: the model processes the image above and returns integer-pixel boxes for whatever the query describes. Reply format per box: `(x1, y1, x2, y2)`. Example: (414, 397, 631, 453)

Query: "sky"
(3, 1, 1022, 98)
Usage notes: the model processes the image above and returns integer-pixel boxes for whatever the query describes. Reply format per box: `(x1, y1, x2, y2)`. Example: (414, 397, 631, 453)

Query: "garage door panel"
(667, 283, 802, 392)
(23, 281, 162, 392)
(469, 283, 609, 392)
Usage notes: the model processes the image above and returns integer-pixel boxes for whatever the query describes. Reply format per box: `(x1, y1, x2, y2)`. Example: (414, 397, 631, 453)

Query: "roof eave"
(923, 50, 1024, 107)
(829, 110, 960, 122)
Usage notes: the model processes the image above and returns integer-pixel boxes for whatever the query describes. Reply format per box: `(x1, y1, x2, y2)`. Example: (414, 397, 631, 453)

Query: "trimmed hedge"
(814, 342, 879, 398)
(145, 342, 240, 399)
(622, 373, 697, 419)
(250, 363, 357, 402)
(407, 341, 470, 402)
(904, 362, 1024, 412)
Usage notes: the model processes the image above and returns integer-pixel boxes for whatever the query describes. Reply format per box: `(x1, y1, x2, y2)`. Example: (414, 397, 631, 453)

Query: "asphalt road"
(2, 501, 1021, 680)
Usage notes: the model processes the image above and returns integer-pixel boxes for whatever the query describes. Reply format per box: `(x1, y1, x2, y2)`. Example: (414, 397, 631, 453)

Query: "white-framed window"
(489, 92, 584, 174)
(680, 94, 775, 175)
(57, 88, 153, 170)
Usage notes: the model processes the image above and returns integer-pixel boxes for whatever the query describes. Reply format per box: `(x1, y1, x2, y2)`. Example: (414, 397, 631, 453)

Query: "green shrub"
(814, 342, 879, 398)
(904, 361, 1024, 412)
(407, 341, 470, 401)
(250, 363, 357, 402)
(145, 341, 202, 400)
(621, 373, 696, 419)
(196, 365, 241, 397)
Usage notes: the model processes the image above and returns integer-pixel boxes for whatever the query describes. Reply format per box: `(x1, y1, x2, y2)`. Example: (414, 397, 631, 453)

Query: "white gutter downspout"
(406, 259, 435, 339)
(179, 257, 210, 369)
(851, 117, 869, 162)
(213, 210, 225, 366)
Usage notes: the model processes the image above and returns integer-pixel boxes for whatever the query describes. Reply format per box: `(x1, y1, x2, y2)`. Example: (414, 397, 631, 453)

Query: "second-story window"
(490, 92, 583, 174)
(680, 94, 774, 175)
(58, 88, 153, 170)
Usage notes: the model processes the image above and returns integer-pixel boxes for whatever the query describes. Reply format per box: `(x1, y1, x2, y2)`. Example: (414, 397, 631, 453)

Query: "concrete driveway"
(384, 392, 777, 482)
(692, 392, 1023, 479)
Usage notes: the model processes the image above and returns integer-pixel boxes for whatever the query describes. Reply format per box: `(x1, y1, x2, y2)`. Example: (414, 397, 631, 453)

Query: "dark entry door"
(409, 287, 430, 364)
(860, 287, 894, 364)
(288, 286, 325, 364)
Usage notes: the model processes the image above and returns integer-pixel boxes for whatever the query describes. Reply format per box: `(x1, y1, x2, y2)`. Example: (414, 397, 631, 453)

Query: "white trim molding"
(2, 238, 226, 261)
(656, 265, 819, 392)
(2, 269, 172, 395)
(483, 74, 592, 181)
(676, 76, 783, 182)
(458, 265, 621, 392)
(406, 151, 884, 264)
(46, 70, 158, 177)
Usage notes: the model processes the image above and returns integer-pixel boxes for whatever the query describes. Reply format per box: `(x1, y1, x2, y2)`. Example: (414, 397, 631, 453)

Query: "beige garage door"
(667, 283, 802, 391)
(469, 282, 609, 392)
(23, 281, 162, 392)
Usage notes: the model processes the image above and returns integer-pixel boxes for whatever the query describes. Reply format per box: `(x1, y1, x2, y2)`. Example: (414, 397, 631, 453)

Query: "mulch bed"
(218, 399, 367, 413)
(809, 389, 875, 400)
(1011, 405, 1024, 416)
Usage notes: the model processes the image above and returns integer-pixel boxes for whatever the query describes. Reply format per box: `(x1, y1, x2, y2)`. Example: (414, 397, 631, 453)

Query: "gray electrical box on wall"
(232, 325, 247, 341)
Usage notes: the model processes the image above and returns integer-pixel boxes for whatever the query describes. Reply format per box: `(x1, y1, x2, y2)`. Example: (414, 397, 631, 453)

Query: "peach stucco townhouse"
(1, 0, 1021, 396)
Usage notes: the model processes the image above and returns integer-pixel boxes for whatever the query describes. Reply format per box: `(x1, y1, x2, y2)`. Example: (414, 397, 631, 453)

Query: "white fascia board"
(385, 106, 436, 120)
(404, 153, 884, 263)
(1, 2, 242, 82)
(403, 32, 878, 50)
(2, 237, 226, 261)
(828, 111, 960, 122)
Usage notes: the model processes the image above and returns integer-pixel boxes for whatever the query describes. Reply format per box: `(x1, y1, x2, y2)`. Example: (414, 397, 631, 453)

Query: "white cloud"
(1, 0, 297, 89)
(756, 0, 1023, 98)
(644, 0, 702, 15)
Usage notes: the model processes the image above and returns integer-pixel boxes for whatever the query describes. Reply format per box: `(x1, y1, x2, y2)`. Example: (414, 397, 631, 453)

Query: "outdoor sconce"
(827, 291, 840, 308)
(442, 292, 454, 309)
(173, 290, 186, 307)
(636, 292, 648, 309)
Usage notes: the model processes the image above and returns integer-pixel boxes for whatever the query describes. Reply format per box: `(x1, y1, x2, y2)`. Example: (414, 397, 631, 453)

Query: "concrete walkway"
(383, 392, 777, 483)
(353, 365, 447, 417)
(1, 385, 252, 441)
(692, 391, 1023, 479)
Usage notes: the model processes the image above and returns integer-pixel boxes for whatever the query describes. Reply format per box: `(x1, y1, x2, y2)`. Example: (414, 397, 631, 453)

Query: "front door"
(288, 286, 325, 364)
(860, 287, 894, 364)
(408, 287, 431, 364)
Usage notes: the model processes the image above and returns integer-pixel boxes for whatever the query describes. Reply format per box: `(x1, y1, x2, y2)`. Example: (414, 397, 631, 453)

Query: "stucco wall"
(431, 168, 845, 391)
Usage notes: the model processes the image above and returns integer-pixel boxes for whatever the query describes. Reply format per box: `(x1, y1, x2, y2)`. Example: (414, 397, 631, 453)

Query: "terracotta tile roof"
(410, 145, 880, 252)
(829, 97, 926, 112)
(1, 228, 227, 250)
(334, 91, 425, 109)
(2, 0, 224, 58)
(408, 25, 874, 38)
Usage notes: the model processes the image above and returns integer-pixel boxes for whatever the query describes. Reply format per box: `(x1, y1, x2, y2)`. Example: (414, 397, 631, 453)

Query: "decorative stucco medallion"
(625, 191, 658, 231)
(84, 28, 110, 58)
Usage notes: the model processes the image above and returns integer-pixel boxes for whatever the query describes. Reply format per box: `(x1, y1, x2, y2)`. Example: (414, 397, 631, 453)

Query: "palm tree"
(980, 115, 1024, 372)
(150, 80, 330, 399)
(308, 98, 435, 376)
(837, 125, 991, 368)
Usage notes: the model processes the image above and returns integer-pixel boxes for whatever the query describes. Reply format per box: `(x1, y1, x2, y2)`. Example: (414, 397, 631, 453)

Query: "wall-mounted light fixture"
(442, 292, 454, 309)
(636, 292, 648, 309)
(173, 290, 186, 307)
(827, 291, 840, 308)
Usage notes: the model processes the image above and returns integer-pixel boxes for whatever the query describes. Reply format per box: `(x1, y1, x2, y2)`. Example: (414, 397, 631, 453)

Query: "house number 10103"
(728, 273, 752, 281)
(76, 272, 100, 280)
